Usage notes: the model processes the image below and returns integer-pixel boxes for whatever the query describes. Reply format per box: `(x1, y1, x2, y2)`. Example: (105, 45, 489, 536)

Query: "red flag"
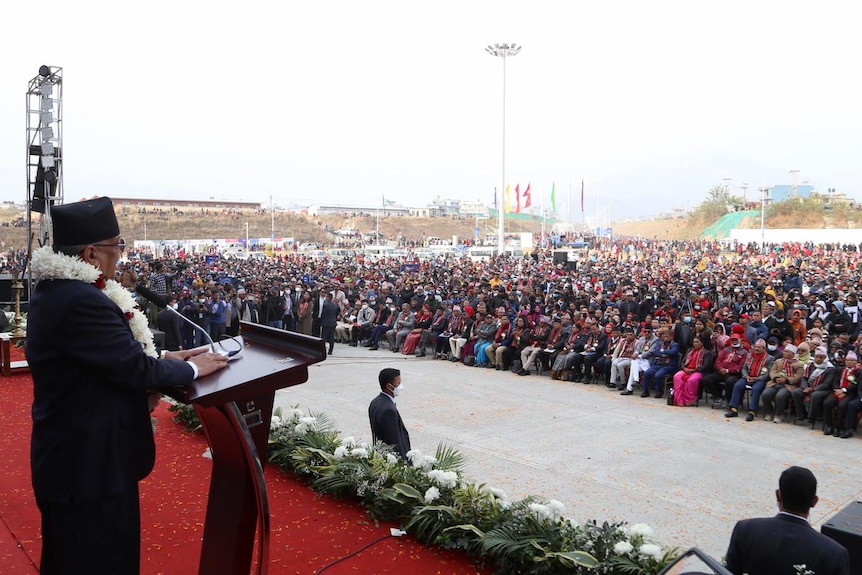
(515, 184, 521, 213)
(580, 179, 585, 213)
(523, 183, 532, 209)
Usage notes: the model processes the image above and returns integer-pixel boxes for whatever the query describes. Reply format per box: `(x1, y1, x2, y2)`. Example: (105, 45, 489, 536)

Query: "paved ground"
(273, 343, 862, 560)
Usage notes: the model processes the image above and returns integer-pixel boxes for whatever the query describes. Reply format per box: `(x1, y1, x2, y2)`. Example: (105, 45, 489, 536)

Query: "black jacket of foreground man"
(368, 392, 411, 459)
(27, 278, 195, 505)
(725, 513, 850, 575)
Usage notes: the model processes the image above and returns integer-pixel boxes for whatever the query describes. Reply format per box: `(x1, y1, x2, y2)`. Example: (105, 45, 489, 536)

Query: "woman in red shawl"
(673, 336, 713, 406)
(402, 303, 433, 355)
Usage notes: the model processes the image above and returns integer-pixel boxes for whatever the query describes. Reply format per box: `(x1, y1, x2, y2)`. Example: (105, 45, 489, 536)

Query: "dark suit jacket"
(27, 279, 196, 505)
(368, 393, 411, 459)
(725, 513, 850, 575)
(320, 301, 340, 328)
(157, 307, 182, 351)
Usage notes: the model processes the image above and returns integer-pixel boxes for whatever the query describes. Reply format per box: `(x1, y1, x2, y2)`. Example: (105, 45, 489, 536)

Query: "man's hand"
(164, 349, 205, 362)
(165, 348, 229, 378)
(188, 352, 230, 378)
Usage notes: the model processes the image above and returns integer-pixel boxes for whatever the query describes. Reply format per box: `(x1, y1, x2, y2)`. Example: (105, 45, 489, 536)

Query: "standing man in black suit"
(320, 292, 340, 355)
(725, 466, 850, 575)
(156, 295, 183, 351)
(27, 197, 229, 575)
(312, 287, 327, 337)
(368, 368, 411, 459)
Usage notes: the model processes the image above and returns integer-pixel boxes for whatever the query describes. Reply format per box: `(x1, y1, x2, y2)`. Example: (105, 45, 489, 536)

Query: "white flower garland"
(30, 246, 157, 358)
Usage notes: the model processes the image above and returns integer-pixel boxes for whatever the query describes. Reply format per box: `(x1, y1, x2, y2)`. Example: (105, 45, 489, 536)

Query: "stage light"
(40, 82, 52, 96)
(41, 155, 55, 169)
(40, 126, 53, 139)
(40, 111, 53, 124)
(40, 97, 52, 111)
(40, 142, 54, 155)
(39, 65, 50, 77)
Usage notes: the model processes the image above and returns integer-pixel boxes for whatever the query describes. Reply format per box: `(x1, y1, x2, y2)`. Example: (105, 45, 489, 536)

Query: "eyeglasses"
(93, 238, 126, 253)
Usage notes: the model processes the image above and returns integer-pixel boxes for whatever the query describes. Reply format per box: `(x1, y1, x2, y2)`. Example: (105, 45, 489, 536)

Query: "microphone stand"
(166, 305, 236, 358)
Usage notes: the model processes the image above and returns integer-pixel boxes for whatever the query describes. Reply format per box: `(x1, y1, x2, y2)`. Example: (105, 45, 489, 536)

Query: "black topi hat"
(52, 197, 120, 247)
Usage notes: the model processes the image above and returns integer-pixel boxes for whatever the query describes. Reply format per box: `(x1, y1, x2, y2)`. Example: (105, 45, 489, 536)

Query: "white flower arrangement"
(528, 502, 553, 522)
(427, 469, 458, 488)
(341, 436, 357, 448)
(350, 447, 369, 459)
(547, 499, 566, 521)
(203, 402, 680, 574)
(629, 523, 655, 538)
(407, 449, 438, 470)
(488, 487, 508, 501)
(333, 446, 349, 460)
(638, 543, 663, 560)
(424, 486, 440, 503)
(485, 486, 511, 509)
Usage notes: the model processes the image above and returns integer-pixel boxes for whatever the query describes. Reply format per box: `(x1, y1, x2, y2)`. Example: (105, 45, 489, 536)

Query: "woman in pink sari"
(674, 336, 713, 406)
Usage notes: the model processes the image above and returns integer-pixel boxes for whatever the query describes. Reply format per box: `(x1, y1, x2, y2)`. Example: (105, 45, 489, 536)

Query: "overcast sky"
(1, 1, 859, 221)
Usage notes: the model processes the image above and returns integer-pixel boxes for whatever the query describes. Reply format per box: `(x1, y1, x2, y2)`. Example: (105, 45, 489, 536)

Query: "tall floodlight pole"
(486, 43, 521, 253)
(760, 182, 767, 252)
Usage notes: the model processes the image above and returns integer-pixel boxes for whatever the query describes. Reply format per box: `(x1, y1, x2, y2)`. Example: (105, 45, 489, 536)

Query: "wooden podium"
(166, 322, 326, 575)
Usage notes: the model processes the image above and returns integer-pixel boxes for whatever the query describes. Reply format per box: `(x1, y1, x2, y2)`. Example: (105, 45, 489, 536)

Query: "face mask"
(170, 303, 179, 310)
(199, 299, 206, 303)
(732, 343, 741, 349)
(362, 304, 368, 309)
(775, 318, 785, 323)
(683, 317, 692, 324)
(392, 383, 404, 397)
(767, 344, 777, 352)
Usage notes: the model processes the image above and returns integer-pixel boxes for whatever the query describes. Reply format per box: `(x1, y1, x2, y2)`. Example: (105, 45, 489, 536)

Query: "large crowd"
(116, 237, 862, 439)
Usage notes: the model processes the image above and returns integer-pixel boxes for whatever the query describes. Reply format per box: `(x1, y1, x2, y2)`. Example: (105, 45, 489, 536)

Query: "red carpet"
(0, 357, 486, 574)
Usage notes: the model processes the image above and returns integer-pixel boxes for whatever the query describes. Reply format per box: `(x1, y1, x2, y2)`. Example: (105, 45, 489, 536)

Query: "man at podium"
(27, 197, 229, 575)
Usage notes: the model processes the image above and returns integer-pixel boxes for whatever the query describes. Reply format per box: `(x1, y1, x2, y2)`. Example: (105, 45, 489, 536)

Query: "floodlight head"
(39, 65, 51, 77)
(44, 169, 57, 184)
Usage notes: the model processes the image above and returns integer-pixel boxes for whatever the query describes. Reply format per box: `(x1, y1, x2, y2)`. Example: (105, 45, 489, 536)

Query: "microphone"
(165, 304, 240, 358)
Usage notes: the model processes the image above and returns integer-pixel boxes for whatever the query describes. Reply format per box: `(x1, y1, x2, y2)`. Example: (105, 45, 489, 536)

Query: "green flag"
(551, 181, 557, 214)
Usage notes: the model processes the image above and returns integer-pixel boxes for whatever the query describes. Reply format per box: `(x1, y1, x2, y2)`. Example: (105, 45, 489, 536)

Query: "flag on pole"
(551, 182, 557, 214)
(493, 187, 497, 210)
(515, 184, 521, 214)
(505, 185, 511, 214)
(580, 179, 585, 213)
(523, 183, 532, 209)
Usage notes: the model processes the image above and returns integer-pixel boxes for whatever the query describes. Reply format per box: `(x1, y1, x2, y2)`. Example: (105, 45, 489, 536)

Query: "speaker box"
(821, 500, 862, 571)
(553, 251, 568, 265)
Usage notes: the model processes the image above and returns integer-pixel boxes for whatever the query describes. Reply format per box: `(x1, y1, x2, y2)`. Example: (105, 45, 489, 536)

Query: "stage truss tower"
(26, 65, 64, 255)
